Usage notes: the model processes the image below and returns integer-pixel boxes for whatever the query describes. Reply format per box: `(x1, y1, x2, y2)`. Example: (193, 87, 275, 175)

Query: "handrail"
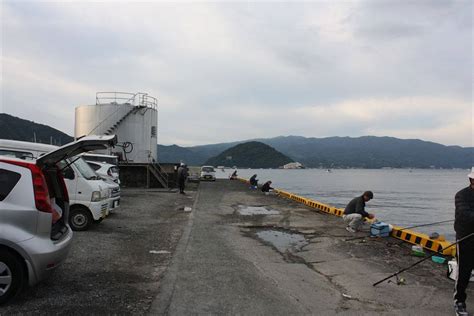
(150, 157, 169, 185)
(87, 105, 134, 136)
(96, 92, 157, 110)
(86, 92, 158, 136)
(153, 163, 168, 181)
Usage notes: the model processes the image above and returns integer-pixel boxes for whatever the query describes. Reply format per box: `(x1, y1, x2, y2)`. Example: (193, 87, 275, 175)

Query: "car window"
(110, 166, 119, 173)
(0, 149, 34, 160)
(87, 162, 101, 171)
(57, 161, 75, 180)
(202, 167, 215, 172)
(0, 168, 21, 201)
(72, 158, 98, 180)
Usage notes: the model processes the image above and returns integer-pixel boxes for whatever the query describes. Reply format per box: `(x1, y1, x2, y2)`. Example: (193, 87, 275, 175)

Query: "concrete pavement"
(151, 179, 473, 315)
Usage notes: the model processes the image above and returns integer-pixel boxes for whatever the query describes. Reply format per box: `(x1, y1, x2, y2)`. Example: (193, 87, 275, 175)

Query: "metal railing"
(96, 92, 157, 110)
(86, 92, 158, 136)
(150, 157, 169, 188)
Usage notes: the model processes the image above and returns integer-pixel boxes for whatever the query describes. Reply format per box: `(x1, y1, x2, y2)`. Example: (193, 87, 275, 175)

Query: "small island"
(205, 141, 293, 169)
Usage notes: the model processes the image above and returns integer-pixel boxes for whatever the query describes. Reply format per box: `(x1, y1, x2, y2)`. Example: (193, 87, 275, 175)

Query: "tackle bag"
(447, 259, 474, 282)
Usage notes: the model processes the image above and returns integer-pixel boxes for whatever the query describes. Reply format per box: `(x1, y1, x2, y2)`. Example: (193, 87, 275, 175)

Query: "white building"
(282, 162, 305, 169)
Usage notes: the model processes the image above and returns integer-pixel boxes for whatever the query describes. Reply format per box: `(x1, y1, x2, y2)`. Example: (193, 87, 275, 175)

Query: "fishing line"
(397, 219, 454, 232)
(372, 232, 474, 287)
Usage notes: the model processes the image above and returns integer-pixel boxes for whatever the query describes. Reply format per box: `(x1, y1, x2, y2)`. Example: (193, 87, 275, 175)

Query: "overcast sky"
(1, 0, 472, 147)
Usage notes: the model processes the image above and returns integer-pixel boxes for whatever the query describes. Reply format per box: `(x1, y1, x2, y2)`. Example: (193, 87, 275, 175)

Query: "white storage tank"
(75, 92, 158, 163)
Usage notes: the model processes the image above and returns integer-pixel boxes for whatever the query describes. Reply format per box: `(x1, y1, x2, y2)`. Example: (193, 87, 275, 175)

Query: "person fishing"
(453, 168, 474, 316)
(249, 174, 258, 188)
(343, 191, 375, 233)
(261, 181, 273, 193)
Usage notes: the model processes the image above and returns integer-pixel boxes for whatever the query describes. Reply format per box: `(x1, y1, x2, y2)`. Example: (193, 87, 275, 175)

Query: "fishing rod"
(372, 232, 474, 287)
(344, 219, 455, 242)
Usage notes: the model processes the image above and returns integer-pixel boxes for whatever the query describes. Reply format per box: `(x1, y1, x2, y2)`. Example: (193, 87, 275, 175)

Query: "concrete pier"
(151, 179, 472, 315)
(4, 179, 472, 315)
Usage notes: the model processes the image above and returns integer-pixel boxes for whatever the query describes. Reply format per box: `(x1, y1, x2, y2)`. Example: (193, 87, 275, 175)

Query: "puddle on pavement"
(237, 205, 280, 216)
(256, 230, 308, 253)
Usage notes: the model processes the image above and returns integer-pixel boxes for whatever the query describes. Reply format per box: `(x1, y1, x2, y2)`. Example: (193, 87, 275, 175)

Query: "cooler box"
(370, 222, 390, 237)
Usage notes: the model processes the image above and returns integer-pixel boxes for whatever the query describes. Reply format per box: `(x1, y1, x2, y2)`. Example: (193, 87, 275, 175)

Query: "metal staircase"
(147, 162, 169, 188)
(104, 105, 146, 136)
(85, 92, 168, 189)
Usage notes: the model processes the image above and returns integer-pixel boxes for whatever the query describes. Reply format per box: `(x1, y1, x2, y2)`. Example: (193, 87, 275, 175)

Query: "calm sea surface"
(216, 168, 470, 240)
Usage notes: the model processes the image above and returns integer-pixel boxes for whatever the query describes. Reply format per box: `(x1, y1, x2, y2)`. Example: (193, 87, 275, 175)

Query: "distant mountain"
(157, 144, 208, 165)
(261, 136, 474, 169)
(0, 113, 73, 145)
(205, 141, 293, 168)
(158, 136, 474, 168)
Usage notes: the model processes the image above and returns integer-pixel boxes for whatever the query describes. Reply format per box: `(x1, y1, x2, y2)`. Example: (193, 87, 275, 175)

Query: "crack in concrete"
(246, 227, 393, 313)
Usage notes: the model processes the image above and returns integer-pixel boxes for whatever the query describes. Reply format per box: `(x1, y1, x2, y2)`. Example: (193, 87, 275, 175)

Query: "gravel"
(3, 185, 197, 315)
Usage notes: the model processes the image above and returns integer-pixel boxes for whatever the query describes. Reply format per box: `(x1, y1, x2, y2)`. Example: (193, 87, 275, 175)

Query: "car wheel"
(69, 206, 92, 231)
(0, 250, 25, 305)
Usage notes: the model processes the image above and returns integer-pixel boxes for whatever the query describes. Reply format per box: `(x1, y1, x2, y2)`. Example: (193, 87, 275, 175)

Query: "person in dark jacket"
(261, 181, 273, 193)
(230, 170, 238, 180)
(249, 174, 258, 187)
(343, 191, 375, 233)
(453, 168, 474, 316)
(177, 163, 188, 194)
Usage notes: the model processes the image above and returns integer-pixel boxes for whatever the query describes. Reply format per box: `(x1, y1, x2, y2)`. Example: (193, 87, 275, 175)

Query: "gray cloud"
(1, 1, 472, 147)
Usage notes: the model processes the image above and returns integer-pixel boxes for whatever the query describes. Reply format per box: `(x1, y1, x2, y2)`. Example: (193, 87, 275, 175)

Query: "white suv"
(0, 135, 116, 304)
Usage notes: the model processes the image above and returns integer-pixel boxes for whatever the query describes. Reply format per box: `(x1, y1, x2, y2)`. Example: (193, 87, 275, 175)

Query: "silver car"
(0, 135, 117, 304)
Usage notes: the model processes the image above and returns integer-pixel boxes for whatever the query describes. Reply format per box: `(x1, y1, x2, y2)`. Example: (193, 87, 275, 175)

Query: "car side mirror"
(63, 168, 75, 180)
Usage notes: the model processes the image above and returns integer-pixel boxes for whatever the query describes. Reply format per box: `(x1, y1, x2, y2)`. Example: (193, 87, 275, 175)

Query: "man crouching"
(343, 191, 375, 233)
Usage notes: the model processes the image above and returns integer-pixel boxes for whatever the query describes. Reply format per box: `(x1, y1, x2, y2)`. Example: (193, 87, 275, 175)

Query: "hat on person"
(468, 167, 474, 179)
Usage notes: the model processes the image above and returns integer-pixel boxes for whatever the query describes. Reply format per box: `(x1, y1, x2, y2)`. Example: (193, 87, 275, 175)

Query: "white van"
(0, 137, 117, 231)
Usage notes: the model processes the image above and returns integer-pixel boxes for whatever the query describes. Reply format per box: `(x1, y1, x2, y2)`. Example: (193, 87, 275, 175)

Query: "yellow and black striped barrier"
(391, 226, 455, 256)
(236, 177, 455, 256)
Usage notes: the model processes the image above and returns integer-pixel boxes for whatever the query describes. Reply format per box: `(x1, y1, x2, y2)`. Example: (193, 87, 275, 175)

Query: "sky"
(0, 0, 472, 147)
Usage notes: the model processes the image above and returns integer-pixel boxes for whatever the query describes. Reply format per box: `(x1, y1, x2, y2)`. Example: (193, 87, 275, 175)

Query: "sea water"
(218, 168, 469, 240)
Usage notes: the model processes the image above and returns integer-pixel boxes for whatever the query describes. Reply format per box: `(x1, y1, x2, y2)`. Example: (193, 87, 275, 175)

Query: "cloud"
(1, 1, 472, 147)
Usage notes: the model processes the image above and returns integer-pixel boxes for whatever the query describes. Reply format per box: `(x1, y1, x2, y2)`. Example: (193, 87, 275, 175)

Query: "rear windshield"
(202, 167, 215, 172)
(0, 169, 21, 201)
(0, 149, 34, 160)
